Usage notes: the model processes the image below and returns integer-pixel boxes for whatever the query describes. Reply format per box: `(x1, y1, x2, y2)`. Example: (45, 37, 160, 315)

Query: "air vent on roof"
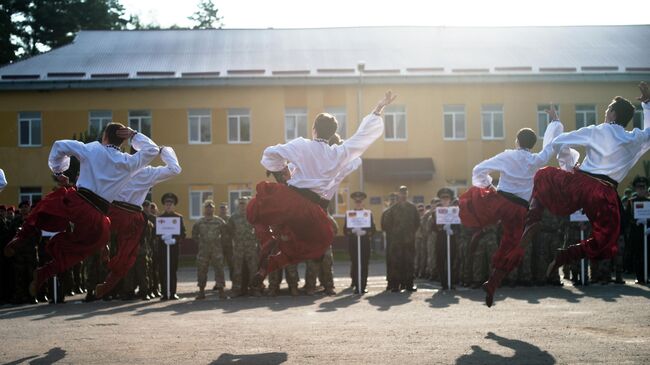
(90, 73, 129, 79)
(626, 67, 650, 72)
(181, 71, 220, 78)
(581, 66, 618, 71)
(406, 67, 444, 73)
(47, 72, 86, 78)
(316, 68, 356, 74)
(1, 74, 40, 80)
(494, 67, 533, 72)
(227, 69, 265, 75)
(539, 67, 576, 72)
(452, 68, 490, 73)
(272, 70, 310, 76)
(364, 69, 400, 74)
(136, 71, 175, 77)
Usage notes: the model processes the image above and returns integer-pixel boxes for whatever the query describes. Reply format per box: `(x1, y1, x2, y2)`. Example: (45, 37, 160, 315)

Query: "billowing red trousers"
(459, 186, 528, 272)
(531, 167, 621, 260)
(247, 181, 334, 273)
(107, 205, 145, 278)
(19, 187, 110, 281)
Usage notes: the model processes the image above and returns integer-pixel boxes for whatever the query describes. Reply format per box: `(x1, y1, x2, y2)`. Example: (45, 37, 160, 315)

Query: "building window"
(189, 187, 213, 220)
(575, 105, 597, 129)
(443, 105, 466, 140)
(325, 107, 347, 139)
(19, 187, 42, 205)
(537, 104, 560, 136)
(88, 111, 112, 139)
(633, 104, 644, 129)
(329, 185, 349, 217)
(228, 189, 252, 214)
(228, 108, 251, 143)
(129, 110, 152, 137)
(285, 108, 308, 141)
(188, 109, 212, 144)
(481, 105, 504, 140)
(384, 106, 407, 141)
(18, 112, 42, 147)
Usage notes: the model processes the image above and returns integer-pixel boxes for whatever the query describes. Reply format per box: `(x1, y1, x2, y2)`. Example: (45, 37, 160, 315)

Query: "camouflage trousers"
(11, 251, 38, 300)
(268, 264, 299, 289)
(231, 246, 259, 292)
(464, 228, 499, 285)
(304, 246, 334, 290)
(197, 244, 225, 289)
(426, 234, 436, 280)
(532, 233, 564, 283)
(414, 236, 428, 278)
(507, 241, 533, 284)
(123, 253, 150, 295)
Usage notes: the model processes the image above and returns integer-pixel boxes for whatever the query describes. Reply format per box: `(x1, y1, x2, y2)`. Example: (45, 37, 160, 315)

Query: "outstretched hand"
(115, 127, 137, 140)
(545, 104, 559, 121)
(373, 90, 398, 115)
(638, 81, 650, 103)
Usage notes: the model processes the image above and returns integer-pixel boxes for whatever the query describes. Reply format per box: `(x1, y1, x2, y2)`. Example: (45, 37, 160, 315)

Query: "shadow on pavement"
(4, 347, 67, 365)
(317, 288, 361, 312)
(364, 290, 412, 311)
(455, 332, 555, 365)
(425, 289, 461, 308)
(209, 352, 288, 365)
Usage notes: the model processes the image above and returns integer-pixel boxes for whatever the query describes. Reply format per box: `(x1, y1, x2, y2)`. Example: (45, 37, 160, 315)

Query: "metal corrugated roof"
(0, 26, 648, 87)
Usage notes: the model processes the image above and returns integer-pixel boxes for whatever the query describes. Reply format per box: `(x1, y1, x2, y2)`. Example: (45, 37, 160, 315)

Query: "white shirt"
(0, 169, 6, 192)
(115, 147, 182, 205)
(472, 120, 565, 201)
(551, 102, 650, 183)
(48, 133, 160, 202)
(261, 113, 383, 200)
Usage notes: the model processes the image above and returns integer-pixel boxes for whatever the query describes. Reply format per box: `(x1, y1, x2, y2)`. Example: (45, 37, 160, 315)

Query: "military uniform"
(532, 210, 566, 285)
(192, 211, 227, 297)
(268, 264, 300, 296)
(414, 208, 428, 278)
(228, 208, 260, 296)
(218, 205, 233, 282)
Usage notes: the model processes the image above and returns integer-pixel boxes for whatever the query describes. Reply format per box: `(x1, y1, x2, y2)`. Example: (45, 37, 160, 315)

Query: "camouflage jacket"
(227, 212, 258, 251)
(192, 215, 227, 250)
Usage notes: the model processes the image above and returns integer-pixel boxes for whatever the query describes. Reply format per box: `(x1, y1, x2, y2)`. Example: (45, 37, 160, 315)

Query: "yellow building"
(1, 27, 649, 234)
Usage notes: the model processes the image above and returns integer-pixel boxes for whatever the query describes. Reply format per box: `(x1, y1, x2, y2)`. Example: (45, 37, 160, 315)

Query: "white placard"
(435, 206, 461, 225)
(569, 210, 589, 222)
(634, 201, 650, 220)
(346, 209, 372, 229)
(41, 230, 58, 237)
(155, 217, 181, 235)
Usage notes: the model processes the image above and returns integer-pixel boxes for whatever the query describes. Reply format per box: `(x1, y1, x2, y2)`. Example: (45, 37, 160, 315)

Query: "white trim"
(128, 110, 152, 137)
(227, 188, 253, 214)
(187, 109, 212, 144)
(383, 106, 408, 141)
(284, 108, 308, 142)
(17, 112, 42, 147)
(227, 108, 252, 144)
(575, 104, 597, 129)
(443, 105, 466, 141)
(481, 105, 505, 140)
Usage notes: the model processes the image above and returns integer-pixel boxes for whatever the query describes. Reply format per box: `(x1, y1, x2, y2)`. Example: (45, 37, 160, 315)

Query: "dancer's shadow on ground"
(425, 289, 461, 308)
(455, 332, 555, 365)
(3, 347, 67, 365)
(364, 290, 412, 311)
(210, 352, 287, 365)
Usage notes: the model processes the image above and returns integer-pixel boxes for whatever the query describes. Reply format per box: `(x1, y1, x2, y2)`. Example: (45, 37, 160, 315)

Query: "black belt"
(77, 188, 110, 215)
(112, 200, 143, 213)
(289, 185, 330, 210)
(497, 190, 529, 209)
(576, 169, 618, 190)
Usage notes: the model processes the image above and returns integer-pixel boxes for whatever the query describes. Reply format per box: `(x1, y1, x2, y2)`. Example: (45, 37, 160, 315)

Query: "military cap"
(437, 187, 455, 199)
(203, 199, 215, 208)
(219, 202, 228, 208)
(161, 192, 178, 205)
(632, 176, 649, 187)
(398, 185, 408, 192)
(350, 191, 367, 201)
(237, 196, 250, 204)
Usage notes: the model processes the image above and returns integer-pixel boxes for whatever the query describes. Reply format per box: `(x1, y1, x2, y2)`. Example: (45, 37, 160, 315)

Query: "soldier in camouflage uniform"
(268, 263, 300, 296)
(532, 210, 566, 286)
(414, 203, 428, 278)
(193, 200, 227, 300)
(147, 202, 161, 297)
(424, 200, 438, 281)
(472, 224, 500, 288)
(218, 203, 234, 286)
(228, 197, 261, 297)
(305, 215, 338, 296)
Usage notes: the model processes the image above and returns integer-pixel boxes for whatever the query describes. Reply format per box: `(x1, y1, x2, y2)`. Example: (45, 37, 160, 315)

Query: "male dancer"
(4, 123, 159, 296)
(522, 83, 650, 280)
(95, 146, 181, 298)
(460, 107, 573, 307)
(248, 91, 397, 279)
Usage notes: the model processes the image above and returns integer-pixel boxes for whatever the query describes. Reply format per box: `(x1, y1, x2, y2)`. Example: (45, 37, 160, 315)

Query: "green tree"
(0, 0, 30, 64)
(188, 0, 223, 29)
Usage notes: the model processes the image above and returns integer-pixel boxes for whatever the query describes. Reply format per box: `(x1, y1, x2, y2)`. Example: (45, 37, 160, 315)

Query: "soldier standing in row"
(625, 176, 650, 284)
(218, 203, 233, 287)
(193, 199, 227, 300)
(414, 203, 427, 279)
(147, 202, 161, 297)
(229, 197, 261, 297)
(10, 201, 39, 304)
(305, 214, 338, 295)
(381, 192, 398, 290)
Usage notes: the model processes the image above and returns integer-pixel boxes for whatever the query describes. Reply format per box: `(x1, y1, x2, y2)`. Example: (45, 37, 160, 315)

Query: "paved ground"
(1, 262, 649, 365)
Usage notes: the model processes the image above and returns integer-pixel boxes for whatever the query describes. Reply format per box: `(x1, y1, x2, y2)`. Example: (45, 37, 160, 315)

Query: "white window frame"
(537, 104, 560, 137)
(188, 109, 212, 144)
(88, 110, 112, 138)
(575, 105, 597, 130)
(18, 112, 42, 147)
(443, 105, 466, 141)
(19, 187, 42, 205)
(329, 186, 349, 218)
(285, 108, 308, 142)
(228, 189, 252, 214)
(325, 107, 347, 139)
(481, 105, 505, 140)
(189, 188, 213, 220)
(227, 108, 252, 144)
(129, 110, 152, 137)
(384, 105, 407, 141)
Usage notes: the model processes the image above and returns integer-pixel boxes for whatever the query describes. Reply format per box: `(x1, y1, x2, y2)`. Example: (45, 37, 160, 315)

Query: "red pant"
(532, 167, 620, 260)
(107, 205, 145, 278)
(459, 186, 527, 271)
(247, 181, 334, 273)
(22, 187, 110, 280)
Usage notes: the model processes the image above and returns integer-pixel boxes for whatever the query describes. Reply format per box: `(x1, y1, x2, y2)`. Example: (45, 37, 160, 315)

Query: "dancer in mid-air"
(247, 90, 397, 280)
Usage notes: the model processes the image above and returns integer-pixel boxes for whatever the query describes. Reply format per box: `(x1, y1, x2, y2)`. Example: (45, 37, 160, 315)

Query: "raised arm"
(48, 140, 88, 173)
(142, 147, 182, 187)
(123, 132, 161, 173)
(535, 105, 565, 165)
(472, 153, 507, 188)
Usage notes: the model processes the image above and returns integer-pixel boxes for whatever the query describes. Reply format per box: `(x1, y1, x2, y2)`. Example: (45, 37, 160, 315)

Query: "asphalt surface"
(1, 262, 649, 365)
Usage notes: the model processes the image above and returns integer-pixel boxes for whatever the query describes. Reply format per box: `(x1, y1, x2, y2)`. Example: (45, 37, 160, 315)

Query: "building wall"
(0, 81, 647, 232)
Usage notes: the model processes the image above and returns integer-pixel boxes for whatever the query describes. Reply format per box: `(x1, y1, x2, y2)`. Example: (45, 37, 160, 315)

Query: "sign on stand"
(346, 210, 371, 295)
(569, 210, 588, 222)
(634, 201, 650, 284)
(435, 206, 460, 290)
(156, 217, 181, 236)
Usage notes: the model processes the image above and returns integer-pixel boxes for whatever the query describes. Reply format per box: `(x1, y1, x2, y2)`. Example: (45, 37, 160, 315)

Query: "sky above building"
(121, 0, 648, 29)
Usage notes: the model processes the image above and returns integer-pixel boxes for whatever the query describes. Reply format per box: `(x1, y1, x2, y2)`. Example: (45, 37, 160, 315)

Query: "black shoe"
(212, 285, 219, 291)
(406, 285, 417, 292)
(83, 292, 97, 303)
